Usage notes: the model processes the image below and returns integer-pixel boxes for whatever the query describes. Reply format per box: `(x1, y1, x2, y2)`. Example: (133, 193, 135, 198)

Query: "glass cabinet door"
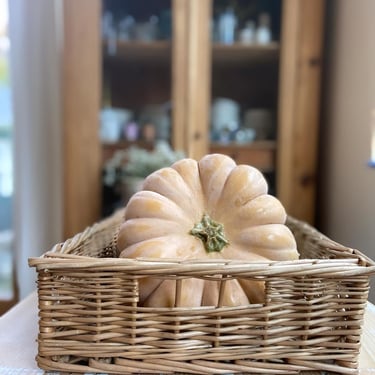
(209, 0, 282, 196)
(101, 0, 172, 145)
(100, 0, 181, 216)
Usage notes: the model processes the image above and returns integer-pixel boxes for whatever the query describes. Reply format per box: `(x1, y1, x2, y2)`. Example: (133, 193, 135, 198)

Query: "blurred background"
(0, 0, 375, 314)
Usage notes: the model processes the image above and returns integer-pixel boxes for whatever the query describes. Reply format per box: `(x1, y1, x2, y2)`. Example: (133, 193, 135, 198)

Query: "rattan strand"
(29, 210, 375, 374)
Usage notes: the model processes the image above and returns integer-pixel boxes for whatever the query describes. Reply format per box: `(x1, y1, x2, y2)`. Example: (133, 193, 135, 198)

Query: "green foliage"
(103, 141, 185, 187)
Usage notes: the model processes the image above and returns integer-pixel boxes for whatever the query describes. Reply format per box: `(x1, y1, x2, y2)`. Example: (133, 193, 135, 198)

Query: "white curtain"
(9, 0, 63, 299)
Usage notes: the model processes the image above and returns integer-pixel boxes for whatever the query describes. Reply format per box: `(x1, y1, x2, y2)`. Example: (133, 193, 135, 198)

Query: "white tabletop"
(0, 292, 41, 374)
(1, 292, 375, 374)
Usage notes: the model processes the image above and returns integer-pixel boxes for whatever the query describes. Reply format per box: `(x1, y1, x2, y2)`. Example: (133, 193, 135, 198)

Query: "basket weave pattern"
(29, 210, 375, 374)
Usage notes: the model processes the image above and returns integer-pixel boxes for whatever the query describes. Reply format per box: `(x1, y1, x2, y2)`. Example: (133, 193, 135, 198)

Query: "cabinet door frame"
(277, 0, 325, 224)
(62, 0, 102, 238)
(172, 0, 212, 160)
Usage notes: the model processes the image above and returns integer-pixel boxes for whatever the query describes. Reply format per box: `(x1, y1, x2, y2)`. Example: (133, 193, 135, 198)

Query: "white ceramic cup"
(100, 108, 133, 142)
(211, 98, 240, 133)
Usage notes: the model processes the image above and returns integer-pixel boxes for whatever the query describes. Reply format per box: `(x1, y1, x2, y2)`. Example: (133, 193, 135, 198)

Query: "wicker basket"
(29, 209, 375, 374)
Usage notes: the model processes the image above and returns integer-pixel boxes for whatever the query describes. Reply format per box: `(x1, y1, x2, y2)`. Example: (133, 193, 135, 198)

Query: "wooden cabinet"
(61, 0, 325, 238)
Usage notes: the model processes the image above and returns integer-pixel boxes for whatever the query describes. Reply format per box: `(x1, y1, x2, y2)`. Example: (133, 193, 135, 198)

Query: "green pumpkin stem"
(190, 214, 229, 253)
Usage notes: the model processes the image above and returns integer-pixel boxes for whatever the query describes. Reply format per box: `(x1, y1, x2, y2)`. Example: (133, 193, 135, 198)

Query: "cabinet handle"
(300, 174, 315, 187)
(194, 132, 202, 140)
(308, 57, 321, 67)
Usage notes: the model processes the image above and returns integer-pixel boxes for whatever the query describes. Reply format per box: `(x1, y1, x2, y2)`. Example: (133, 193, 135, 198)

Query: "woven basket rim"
(28, 212, 375, 277)
(29, 251, 375, 277)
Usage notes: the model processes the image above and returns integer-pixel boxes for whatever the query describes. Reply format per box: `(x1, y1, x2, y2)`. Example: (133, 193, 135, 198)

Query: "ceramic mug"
(100, 108, 133, 142)
(211, 98, 240, 133)
(243, 108, 274, 140)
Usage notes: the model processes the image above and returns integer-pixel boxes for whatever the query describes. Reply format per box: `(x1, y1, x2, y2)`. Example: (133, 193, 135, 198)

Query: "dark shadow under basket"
(29, 209, 375, 374)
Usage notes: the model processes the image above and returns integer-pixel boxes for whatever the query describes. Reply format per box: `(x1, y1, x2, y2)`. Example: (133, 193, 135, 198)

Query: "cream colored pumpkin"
(118, 153, 298, 307)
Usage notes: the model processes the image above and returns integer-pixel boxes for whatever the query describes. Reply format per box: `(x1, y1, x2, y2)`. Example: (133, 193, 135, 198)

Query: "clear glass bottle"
(239, 21, 256, 44)
(217, 7, 237, 44)
(255, 13, 272, 44)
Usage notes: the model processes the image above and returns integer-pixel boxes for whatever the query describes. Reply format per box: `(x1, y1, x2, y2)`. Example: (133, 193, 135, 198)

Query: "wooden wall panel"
(62, 0, 102, 238)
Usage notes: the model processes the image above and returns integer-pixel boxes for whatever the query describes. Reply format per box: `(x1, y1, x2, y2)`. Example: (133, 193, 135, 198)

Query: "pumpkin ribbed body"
(117, 154, 298, 307)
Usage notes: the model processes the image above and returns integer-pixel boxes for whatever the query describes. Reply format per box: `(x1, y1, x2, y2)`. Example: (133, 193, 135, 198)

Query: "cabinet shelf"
(102, 40, 279, 66)
(103, 40, 171, 64)
(102, 140, 276, 173)
(210, 140, 276, 173)
(100, 140, 276, 213)
(102, 140, 154, 163)
(212, 42, 280, 65)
